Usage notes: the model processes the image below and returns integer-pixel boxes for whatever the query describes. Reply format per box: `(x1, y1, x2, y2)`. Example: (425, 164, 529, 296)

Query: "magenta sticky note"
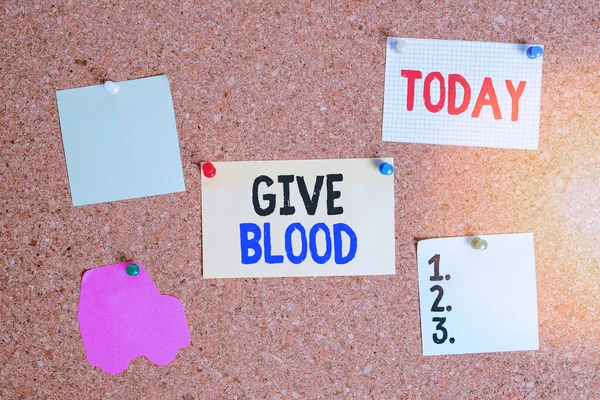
(78, 262, 191, 374)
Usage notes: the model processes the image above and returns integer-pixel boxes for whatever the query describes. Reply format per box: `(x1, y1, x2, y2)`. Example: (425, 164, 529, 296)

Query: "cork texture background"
(1, 0, 599, 398)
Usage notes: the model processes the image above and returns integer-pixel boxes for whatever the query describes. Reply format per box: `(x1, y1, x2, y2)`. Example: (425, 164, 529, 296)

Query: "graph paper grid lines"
(382, 38, 544, 150)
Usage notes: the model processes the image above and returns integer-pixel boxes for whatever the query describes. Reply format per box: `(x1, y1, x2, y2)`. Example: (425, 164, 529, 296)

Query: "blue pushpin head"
(378, 162, 394, 175)
(526, 46, 544, 59)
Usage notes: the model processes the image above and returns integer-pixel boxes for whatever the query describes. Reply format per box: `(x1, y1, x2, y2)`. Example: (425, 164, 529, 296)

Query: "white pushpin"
(395, 39, 409, 54)
(103, 81, 120, 95)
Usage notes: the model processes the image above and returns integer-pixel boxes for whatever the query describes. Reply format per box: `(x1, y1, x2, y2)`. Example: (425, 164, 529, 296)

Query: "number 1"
(429, 254, 442, 281)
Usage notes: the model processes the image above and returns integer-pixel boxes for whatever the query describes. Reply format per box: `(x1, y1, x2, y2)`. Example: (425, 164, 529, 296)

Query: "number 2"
(430, 285, 444, 312)
(429, 254, 442, 281)
(432, 317, 448, 344)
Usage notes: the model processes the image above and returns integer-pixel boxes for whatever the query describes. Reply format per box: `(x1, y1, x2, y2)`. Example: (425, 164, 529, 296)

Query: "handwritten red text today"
(401, 70, 527, 121)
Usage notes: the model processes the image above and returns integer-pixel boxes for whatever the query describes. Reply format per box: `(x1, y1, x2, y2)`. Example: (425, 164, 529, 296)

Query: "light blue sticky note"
(56, 75, 186, 206)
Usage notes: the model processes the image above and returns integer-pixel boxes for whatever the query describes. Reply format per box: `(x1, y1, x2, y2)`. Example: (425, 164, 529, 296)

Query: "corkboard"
(1, 1, 599, 398)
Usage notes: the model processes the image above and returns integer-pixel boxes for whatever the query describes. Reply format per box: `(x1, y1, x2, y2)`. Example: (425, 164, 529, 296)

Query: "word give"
(252, 174, 344, 216)
(401, 70, 527, 121)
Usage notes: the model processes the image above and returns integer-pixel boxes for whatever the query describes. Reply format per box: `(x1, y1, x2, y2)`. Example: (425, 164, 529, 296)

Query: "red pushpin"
(202, 162, 216, 178)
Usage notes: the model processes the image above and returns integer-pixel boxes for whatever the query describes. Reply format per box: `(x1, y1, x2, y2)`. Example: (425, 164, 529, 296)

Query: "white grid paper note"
(382, 38, 544, 150)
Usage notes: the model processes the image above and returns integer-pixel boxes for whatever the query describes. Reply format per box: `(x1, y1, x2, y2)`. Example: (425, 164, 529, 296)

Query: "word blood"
(240, 222, 357, 265)
(401, 70, 527, 121)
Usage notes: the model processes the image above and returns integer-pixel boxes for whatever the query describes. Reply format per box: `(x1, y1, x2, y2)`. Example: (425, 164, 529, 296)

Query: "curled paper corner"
(78, 262, 191, 374)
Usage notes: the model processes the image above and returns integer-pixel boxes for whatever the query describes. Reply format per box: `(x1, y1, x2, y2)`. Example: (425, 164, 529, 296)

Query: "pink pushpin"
(202, 162, 216, 178)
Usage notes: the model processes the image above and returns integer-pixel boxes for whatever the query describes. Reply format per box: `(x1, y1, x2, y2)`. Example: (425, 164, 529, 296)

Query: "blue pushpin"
(526, 46, 543, 59)
(378, 162, 394, 175)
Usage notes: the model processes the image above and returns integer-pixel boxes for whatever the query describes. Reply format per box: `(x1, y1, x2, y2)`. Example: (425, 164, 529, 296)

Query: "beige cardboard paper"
(201, 158, 395, 278)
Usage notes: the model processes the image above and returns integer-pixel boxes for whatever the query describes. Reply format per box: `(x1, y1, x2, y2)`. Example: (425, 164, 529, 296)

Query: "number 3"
(432, 317, 448, 344)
